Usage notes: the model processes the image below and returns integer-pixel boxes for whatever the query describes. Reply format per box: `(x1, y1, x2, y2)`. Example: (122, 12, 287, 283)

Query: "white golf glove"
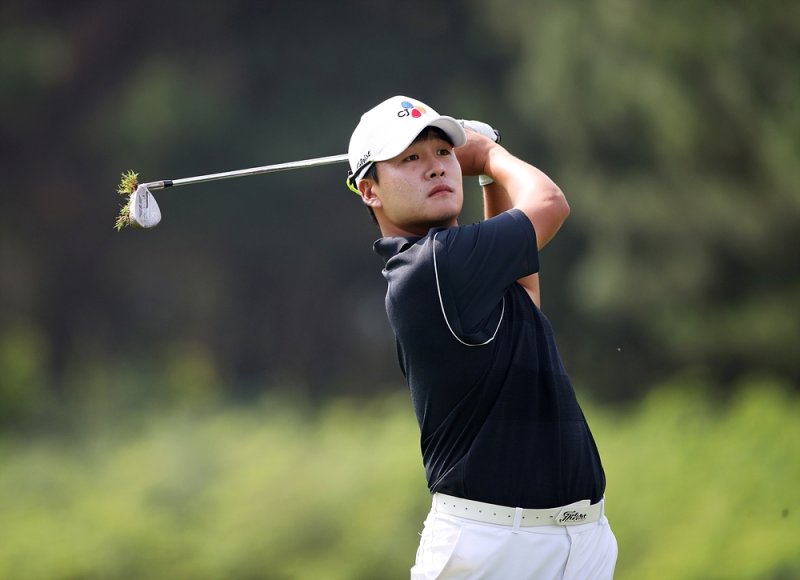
(459, 119, 501, 142)
(458, 119, 501, 186)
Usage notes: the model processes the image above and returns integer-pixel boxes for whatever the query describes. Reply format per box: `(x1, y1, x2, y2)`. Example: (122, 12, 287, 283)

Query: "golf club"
(119, 153, 349, 230)
(116, 120, 499, 230)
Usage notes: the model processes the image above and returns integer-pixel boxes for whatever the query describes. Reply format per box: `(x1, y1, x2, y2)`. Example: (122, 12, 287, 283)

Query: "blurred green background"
(1, 1, 798, 578)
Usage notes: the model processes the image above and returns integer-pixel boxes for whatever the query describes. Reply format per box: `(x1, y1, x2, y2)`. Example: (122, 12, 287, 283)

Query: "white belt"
(433, 493, 604, 527)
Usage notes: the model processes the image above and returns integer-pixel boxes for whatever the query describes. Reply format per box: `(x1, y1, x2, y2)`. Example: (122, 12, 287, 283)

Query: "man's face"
(362, 134, 464, 237)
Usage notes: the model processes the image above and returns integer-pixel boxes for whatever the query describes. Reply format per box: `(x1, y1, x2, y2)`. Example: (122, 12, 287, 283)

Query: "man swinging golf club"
(347, 96, 618, 579)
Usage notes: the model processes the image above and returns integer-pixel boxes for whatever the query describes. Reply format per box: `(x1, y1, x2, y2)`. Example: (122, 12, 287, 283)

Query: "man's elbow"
(547, 185, 570, 227)
(514, 183, 570, 244)
(527, 187, 570, 249)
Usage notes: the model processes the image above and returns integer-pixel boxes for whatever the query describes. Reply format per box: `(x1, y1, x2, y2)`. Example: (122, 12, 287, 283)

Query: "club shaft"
(142, 153, 349, 190)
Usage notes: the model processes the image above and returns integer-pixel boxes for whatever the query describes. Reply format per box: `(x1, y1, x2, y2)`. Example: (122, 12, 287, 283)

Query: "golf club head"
(129, 185, 161, 229)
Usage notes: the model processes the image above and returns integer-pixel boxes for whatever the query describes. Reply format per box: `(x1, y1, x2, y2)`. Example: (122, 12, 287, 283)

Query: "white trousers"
(411, 496, 618, 580)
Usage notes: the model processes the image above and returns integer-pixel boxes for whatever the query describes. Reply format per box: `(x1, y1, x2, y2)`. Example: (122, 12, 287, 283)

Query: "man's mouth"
(428, 185, 453, 198)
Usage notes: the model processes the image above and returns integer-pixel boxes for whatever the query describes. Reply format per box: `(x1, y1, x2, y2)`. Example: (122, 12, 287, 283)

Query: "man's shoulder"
(373, 211, 530, 260)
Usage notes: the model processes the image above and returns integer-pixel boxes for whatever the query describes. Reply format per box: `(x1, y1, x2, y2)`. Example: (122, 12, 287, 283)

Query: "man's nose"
(427, 159, 446, 178)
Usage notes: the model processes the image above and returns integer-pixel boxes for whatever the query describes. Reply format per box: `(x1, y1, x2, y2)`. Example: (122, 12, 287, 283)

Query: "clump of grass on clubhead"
(115, 170, 139, 231)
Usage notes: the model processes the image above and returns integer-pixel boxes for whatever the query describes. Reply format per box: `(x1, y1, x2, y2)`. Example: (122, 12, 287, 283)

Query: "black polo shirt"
(374, 209, 605, 509)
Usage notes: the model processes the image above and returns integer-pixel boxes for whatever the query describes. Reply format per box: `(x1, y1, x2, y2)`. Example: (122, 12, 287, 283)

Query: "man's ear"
(359, 179, 382, 208)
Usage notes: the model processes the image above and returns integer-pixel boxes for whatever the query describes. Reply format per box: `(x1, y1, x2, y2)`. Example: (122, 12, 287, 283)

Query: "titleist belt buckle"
(554, 500, 592, 526)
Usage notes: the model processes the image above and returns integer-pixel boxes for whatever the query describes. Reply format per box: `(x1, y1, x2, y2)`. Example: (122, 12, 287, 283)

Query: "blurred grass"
(1, 382, 798, 579)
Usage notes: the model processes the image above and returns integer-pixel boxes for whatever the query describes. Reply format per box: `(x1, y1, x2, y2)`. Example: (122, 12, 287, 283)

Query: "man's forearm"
(483, 148, 569, 249)
(483, 181, 513, 220)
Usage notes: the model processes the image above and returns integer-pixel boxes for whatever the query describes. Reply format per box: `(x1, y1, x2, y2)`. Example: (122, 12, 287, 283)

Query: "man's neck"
(378, 218, 458, 238)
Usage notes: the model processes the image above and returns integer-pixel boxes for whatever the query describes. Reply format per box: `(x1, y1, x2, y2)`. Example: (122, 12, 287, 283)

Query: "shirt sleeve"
(433, 209, 539, 344)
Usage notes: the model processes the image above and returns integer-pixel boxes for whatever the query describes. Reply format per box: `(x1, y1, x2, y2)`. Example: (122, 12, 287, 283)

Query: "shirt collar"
(373, 236, 422, 263)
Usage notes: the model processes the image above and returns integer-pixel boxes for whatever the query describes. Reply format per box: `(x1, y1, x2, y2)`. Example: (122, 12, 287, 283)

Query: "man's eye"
(404, 154, 420, 162)
(438, 149, 452, 156)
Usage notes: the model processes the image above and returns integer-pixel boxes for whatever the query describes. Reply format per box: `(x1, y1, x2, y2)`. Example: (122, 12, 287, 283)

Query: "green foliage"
(1, 384, 797, 579)
(2, 0, 797, 402)
(116, 170, 139, 196)
(595, 378, 800, 578)
(472, 0, 800, 394)
(115, 170, 139, 231)
(0, 325, 49, 425)
(0, 393, 427, 579)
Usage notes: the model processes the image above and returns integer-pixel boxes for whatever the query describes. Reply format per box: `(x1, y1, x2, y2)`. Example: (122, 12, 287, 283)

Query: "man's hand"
(455, 128, 503, 177)
(458, 128, 570, 252)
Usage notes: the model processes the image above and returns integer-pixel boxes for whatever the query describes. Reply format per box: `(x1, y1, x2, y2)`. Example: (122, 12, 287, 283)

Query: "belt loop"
(511, 507, 523, 533)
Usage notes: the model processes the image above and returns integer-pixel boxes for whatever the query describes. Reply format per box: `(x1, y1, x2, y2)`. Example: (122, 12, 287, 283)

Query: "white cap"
(346, 96, 466, 193)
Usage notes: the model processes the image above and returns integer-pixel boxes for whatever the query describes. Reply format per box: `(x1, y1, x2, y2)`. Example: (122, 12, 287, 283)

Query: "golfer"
(347, 96, 617, 579)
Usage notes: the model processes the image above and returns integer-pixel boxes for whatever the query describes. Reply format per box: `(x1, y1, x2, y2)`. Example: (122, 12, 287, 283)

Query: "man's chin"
(414, 213, 459, 233)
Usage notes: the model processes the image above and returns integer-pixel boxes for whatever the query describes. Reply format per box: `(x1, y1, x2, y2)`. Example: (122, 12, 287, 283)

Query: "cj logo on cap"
(397, 100, 427, 119)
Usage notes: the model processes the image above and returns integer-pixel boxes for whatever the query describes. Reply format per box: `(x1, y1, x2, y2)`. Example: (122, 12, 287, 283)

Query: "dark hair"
(414, 126, 454, 147)
(361, 126, 455, 227)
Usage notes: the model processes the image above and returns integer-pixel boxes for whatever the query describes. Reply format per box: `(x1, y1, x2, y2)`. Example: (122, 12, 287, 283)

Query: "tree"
(474, 0, 800, 397)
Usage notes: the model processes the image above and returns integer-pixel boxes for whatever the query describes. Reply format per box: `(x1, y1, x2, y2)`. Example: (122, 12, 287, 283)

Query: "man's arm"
(458, 130, 570, 248)
(458, 131, 569, 307)
(481, 180, 543, 307)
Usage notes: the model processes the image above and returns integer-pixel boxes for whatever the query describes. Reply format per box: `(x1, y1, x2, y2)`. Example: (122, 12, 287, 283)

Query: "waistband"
(432, 493, 604, 528)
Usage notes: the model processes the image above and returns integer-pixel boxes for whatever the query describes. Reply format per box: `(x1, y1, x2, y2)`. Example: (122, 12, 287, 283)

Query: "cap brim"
(429, 117, 467, 147)
(373, 115, 467, 163)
